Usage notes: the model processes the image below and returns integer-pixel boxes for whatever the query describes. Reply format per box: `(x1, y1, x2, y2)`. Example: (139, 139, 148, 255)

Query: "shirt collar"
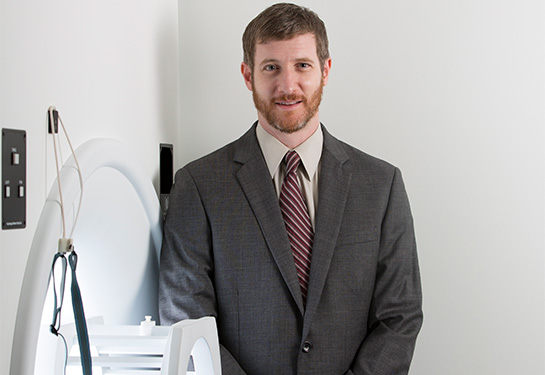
(256, 123, 323, 180)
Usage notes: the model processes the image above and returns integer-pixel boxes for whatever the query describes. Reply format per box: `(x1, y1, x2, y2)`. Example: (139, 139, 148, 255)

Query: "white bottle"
(140, 315, 156, 335)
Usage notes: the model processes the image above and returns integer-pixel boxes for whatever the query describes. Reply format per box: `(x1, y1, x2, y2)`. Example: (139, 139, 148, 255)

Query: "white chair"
(162, 317, 222, 375)
(60, 316, 221, 375)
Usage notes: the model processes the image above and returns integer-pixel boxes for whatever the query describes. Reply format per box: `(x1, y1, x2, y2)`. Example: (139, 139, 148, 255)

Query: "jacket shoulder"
(323, 128, 399, 177)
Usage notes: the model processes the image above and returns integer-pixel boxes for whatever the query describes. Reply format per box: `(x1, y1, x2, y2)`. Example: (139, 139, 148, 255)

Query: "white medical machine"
(10, 135, 221, 374)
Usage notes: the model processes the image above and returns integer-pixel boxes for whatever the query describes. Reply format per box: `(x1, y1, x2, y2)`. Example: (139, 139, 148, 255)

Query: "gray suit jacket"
(159, 124, 422, 375)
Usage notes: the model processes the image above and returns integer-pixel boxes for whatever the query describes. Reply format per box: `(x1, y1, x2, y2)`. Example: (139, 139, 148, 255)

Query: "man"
(159, 3, 422, 374)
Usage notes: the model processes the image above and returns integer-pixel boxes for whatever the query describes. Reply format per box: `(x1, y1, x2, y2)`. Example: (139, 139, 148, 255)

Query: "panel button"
(18, 185, 24, 198)
(12, 152, 20, 165)
(4, 185, 11, 198)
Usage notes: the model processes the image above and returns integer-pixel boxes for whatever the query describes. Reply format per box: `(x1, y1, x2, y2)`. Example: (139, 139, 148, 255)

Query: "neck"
(258, 116, 320, 149)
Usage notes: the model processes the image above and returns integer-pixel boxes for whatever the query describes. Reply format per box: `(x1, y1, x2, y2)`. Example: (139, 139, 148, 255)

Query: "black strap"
(68, 251, 92, 375)
(49, 253, 67, 336)
(49, 251, 92, 374)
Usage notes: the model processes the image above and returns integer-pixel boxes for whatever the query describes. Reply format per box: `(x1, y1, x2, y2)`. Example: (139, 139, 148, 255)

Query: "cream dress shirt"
(255, 124, 323, 229)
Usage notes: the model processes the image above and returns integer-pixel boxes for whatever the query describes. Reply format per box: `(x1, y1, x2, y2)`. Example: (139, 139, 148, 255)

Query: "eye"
(297, 62, 311, 69)
(264, 64, 278, 72)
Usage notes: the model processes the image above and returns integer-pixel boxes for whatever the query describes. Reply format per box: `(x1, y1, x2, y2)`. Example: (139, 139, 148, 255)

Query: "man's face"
(242, 33, 331, 135)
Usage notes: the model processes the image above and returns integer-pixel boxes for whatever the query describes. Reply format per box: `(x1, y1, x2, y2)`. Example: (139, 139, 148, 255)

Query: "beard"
(252, 79, 324, 134)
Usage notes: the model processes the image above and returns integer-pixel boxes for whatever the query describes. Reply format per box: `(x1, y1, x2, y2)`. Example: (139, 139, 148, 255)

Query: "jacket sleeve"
(351, 167, 423, 375)
(158, 167, 247, 375)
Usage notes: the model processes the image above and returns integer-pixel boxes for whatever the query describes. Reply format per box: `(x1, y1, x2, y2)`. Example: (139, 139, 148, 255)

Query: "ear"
(322, 57, 332, 86)
(241, 62, 253, 91)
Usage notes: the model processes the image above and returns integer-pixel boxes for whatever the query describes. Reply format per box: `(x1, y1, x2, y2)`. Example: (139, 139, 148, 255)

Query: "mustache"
(272, 94, 305, 103)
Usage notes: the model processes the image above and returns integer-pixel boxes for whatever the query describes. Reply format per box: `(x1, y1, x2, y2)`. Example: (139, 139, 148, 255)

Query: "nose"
(277, 68, 297, 95)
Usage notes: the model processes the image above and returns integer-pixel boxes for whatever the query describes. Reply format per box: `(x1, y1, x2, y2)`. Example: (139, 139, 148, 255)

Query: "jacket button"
(302, 341, 312, 353)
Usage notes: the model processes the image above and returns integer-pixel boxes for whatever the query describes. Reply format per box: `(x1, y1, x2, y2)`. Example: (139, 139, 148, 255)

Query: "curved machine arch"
(11, 138, 163, 374)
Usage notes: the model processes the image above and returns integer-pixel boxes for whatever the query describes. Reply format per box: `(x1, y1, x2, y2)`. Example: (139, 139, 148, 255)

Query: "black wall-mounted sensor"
(2, 128, 26, 229)
(159, 143, 173, 220)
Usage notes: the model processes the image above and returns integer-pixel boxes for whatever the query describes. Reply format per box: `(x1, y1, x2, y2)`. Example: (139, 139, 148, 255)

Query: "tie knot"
(284, 150, 301, 175)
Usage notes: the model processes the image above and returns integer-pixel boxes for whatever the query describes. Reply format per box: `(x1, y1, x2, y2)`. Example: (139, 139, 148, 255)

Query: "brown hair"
(242, 3, 329, 71)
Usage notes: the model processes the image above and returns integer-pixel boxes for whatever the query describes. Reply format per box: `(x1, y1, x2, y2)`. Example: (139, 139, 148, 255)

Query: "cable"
(57, 113, 84, 238)
(48, 107, 67, 238)
(47, 106, 92, 375)
(47, 107, 84, 238)
(58, 332, 68, 375)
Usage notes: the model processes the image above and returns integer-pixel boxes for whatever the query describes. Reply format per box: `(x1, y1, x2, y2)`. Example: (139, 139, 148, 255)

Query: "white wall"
(1, 0, 543, 374)
(0, 1, 179, 373)
(178, 0, 544, 374)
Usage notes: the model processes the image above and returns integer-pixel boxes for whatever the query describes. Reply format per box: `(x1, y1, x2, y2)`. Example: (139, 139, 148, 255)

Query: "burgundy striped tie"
(279, 150, 313, 305)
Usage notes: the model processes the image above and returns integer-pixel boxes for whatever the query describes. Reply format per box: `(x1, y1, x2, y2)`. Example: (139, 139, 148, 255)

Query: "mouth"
(276, 100, 303, 108)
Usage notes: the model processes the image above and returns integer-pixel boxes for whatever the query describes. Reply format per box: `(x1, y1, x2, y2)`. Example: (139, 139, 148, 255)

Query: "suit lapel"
(234, 125, 306, 314)
(304, 128, 351, 328)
